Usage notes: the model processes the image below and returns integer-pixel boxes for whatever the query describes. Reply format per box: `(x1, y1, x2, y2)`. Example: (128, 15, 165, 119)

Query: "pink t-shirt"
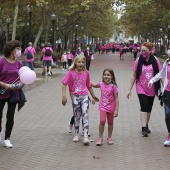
(97, 82, 119, 113)
(24, 46, 36, 62)
(62, 70, 91, 95)
(166, 65, 170, 91)
(67, 53, 73, 60)
(0, 57, 23, 100)
(42, 47, 53, 61)
(133, 57, 162, 96)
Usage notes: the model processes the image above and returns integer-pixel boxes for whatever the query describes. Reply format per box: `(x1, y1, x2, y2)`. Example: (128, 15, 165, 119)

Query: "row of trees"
(113, 0, 170, 49)
(0, 0, 117, 51)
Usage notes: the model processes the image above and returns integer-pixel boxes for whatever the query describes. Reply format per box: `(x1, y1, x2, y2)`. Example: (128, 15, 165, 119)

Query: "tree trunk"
(12, 0, 19, 40)
(33, 24, 44, 48)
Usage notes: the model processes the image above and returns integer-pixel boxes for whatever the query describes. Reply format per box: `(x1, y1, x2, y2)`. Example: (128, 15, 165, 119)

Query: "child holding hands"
(62, 54, 98, 145)
(91, 68, 119, 146)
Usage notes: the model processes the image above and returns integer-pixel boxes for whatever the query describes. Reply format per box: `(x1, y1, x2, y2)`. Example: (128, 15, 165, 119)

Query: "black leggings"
(0, 98, 17, 139)
(138, 94, 155, 112)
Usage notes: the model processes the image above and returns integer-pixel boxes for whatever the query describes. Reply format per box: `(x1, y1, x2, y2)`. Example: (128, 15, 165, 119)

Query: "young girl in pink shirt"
(62, 54, 98, 145)
(91, 68, 119, 146)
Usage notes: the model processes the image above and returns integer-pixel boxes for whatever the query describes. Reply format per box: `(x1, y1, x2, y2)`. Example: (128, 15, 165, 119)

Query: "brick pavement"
(0, 51, 170, 170)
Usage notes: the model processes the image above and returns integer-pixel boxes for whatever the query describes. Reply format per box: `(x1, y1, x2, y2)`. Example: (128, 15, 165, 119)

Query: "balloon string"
(12, 77, 20, 84)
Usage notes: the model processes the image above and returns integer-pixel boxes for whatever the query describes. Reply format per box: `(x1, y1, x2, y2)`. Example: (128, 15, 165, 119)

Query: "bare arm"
(114, 93, 119, 117)
(90, 81, 99, 88)
(0, 81, 12, 90)
(62, 84, 67, 106)
(88, 86, 99, 104)
(126, 71, 136, 99)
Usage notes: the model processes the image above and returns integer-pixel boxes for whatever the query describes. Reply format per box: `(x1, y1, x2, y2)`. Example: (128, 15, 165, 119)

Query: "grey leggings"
(73, 95, 89, 137)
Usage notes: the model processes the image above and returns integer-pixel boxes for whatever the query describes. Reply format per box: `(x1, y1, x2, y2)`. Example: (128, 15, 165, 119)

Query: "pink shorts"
(100, 110, 114, 125)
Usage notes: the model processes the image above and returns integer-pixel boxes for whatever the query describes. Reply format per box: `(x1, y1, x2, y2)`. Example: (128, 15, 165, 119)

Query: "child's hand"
(126, 90, 131, 99)
(62, 96, 67, 106)
(92, 96, 99, 102)
(92, 99, 95, 105)
(114, 110, 118, 117)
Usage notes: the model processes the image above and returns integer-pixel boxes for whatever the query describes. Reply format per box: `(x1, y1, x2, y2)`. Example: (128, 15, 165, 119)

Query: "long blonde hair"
(69, 54, 86, 70)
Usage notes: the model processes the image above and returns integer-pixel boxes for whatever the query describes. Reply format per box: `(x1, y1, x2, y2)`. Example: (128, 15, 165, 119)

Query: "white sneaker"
(0, 131, 2, 141)
(3, 139, 13, 148)
(73, 135, 79, 142)
(62, 68, 64, 71)
(48, 72, 51, 76)
(83, 137, 90, 145)
(82, 132, 91, 137)
(68, 124, 73, 133)
(164, 136, 170, 147)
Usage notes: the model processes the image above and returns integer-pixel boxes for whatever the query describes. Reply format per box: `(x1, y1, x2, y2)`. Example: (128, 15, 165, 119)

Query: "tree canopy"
(0, 0, 117, 50)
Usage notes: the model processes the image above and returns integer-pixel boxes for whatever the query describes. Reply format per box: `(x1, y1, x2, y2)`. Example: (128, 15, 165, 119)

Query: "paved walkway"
(0, 52, 170, 170)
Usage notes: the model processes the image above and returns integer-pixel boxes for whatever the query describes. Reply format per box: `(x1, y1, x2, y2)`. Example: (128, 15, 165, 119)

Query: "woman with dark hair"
(126, 42, 162, 137)
(0, 40, 24, 148)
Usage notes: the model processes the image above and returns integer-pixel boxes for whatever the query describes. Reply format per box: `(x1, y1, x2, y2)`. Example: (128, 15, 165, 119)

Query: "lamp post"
(27, 5, 32, 42)
(51, 14, 56, 50)
(6, 17, 11, 43)
(75, 24, 78, 47)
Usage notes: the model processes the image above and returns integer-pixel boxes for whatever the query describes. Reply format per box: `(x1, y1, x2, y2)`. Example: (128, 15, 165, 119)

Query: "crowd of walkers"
(1, 39, 170, 149)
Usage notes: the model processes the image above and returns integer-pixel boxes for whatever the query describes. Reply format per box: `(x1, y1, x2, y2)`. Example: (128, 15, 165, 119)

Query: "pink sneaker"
(107, 138, 113, 145)
(96, 138, 103, 146)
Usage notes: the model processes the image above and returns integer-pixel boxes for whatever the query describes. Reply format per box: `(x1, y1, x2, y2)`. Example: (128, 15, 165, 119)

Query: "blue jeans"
(165, 104, 170, 118)
(25, 62, 34, 70)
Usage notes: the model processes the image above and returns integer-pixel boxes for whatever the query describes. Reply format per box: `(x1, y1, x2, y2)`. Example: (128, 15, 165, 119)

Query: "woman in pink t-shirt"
(127, 42, 162, 137)
(62, 54, 98, 145)
(91, 68, 119, 146)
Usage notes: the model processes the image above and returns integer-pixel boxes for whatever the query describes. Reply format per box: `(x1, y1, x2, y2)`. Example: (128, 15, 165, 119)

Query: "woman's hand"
(62, 96, 67, 106)
(2, 83, 11, 90)
(126, 90, 131, 99)
(148, 81, 153, 88)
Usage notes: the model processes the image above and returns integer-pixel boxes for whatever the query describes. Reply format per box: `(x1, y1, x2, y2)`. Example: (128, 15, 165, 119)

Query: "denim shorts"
(43, 60, 51, 67)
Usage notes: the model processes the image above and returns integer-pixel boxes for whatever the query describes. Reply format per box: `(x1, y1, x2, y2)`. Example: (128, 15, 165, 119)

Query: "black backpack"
(27, 48, 33, 59)
(45, 47, 52, 56)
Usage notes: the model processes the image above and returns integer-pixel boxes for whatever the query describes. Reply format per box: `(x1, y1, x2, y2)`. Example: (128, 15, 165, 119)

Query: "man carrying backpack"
(24, 42, 36, 70)
(41, 42, 54, 76)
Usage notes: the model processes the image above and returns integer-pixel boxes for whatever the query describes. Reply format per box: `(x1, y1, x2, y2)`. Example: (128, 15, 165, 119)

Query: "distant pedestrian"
(67, 50, 74, 68)
(126, 42, 162, 137)
(0, 40, 26, 148)
(61, 51, 67, 71)
(119, 45, 125, 60)
(132, 44, 138, 61)
(148, 50, 170, 147)
(84, 45, 93, 70)
(62, 54, 99, 145)
(76, 46, 83, 55)
(41, 42, 53, 76)
(24, 42, 36, 70)
(91, 68, 119, 146)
